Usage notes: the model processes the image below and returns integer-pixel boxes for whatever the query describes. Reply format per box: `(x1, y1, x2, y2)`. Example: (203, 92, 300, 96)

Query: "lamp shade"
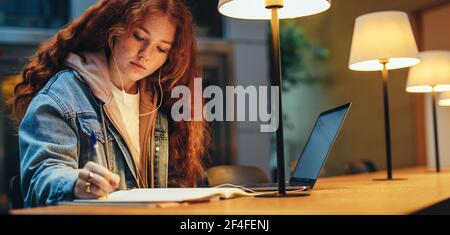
(439, 91, 450, 106)
(406, 51, 450, 93)
(217, 0, 331, 20)
(349, 11, 419, 71)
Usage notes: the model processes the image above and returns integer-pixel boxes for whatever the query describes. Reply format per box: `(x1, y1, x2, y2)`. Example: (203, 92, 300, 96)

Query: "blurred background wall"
(282, 0, 450, 178)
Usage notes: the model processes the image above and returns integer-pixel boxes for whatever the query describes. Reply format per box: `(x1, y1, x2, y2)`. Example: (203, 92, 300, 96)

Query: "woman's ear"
(111, 37, 117, 49)
(107, 34, 117, 50)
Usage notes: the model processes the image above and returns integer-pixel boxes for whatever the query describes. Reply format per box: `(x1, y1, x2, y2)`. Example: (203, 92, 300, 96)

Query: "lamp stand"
(373, 60, 406, 181)
(256, 3, 309, 198)
(381, 60, 393, 180)
(431, 91, 441, 172)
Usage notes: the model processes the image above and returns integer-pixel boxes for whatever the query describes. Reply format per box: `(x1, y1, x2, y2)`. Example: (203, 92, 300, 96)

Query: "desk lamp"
(406, 51, 450, 172)
(217, 0, 331, 196)
(348, 11, 420, 180)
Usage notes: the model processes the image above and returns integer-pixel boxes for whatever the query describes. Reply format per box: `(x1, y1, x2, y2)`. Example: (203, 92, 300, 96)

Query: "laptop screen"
(291, 103, 350, 182)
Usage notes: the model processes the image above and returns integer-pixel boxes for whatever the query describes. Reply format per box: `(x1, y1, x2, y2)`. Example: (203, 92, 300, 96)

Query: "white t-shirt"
(111, 84, 141, 170)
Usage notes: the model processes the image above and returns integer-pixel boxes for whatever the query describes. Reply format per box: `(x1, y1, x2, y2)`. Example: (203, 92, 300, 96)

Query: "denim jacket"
(19, 69, 169, 207)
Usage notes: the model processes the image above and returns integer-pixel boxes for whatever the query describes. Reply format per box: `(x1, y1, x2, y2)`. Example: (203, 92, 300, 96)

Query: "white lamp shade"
(217, 0, 331, 20)
(348, 11, 419, 71)
(406, 51, 450, 93)
(439, 91, 450, 106)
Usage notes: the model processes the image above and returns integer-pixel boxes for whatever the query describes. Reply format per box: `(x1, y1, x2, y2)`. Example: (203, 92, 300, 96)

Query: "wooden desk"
(10, 167, 450, 215)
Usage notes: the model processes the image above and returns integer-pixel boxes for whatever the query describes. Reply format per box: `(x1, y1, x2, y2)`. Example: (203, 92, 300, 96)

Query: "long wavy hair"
(10, 0, 211, 187)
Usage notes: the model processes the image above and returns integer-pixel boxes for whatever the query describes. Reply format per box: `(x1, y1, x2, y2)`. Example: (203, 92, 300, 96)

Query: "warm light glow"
(438, 99, 450, 106)
(438, 91, 450, 106)
(349, 58, 420, 71)
(217, 0, 331, 20)
(1, 74, 21, 100)
(406, 51, 450, 93)
(348, 11, 419, 71)
(435, 85, 450, 92)
(406, 85, 433, 93)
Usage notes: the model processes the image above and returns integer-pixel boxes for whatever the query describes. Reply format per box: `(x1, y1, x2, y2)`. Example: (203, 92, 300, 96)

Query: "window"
(0, 0, 70, 29)
(186, 0, 223, 38)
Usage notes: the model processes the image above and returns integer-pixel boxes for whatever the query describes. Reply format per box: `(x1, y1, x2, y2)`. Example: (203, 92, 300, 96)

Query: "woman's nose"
(139, 44, 157, 61)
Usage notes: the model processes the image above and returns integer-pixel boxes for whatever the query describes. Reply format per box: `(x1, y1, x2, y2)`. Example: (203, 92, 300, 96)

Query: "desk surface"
(10, 167, 450, 215)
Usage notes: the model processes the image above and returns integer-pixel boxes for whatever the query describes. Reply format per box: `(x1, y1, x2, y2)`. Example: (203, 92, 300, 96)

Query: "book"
(71, 187, 261, 204)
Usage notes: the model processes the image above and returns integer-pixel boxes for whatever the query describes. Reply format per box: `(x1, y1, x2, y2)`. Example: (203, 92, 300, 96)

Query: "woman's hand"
(74, 161, 120, 199)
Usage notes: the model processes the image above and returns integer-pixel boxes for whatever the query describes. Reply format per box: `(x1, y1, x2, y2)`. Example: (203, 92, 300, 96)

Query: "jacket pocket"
(76, 113, 114, 168)
(78, 113, 114, 143)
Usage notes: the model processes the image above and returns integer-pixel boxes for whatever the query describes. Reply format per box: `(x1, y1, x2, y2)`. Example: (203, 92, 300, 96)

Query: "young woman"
(11, 0, 210, 207)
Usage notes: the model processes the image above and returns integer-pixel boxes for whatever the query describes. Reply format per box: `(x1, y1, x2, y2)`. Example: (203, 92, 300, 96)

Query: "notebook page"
(73, 187, 257, 203)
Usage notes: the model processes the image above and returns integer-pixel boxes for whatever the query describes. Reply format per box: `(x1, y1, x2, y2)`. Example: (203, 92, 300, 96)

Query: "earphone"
(112, 53, 163, 117)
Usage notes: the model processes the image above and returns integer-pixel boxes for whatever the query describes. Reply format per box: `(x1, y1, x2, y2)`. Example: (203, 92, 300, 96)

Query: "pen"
(90, 132, 110, 199)
(89, 132, 101, 163)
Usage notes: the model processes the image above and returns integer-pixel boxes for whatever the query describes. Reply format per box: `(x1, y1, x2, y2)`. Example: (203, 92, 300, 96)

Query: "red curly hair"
(10, 0, 211, 187)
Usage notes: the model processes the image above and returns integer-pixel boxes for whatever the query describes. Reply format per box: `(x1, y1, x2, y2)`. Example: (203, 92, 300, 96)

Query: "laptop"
(244, 102, 352, 192)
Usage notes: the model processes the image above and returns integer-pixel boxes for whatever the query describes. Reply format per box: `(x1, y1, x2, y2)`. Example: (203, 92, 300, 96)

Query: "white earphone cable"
(112, 54, 128, 105)
(139, 69, 163, 117)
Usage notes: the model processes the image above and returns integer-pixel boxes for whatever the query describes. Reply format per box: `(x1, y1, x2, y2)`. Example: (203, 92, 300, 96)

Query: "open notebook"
(70, 187, 262, 204)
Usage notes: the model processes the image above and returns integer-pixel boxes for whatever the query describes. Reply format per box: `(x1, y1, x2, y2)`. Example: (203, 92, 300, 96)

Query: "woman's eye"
(133, 33, 144, 42)
(157, 47, 167, 54)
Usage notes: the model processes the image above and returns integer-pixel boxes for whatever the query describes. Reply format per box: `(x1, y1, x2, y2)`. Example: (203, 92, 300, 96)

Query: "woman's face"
(112, 12, 176, 82)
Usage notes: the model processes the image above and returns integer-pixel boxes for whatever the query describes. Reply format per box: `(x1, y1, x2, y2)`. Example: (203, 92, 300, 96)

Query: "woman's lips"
(130, 61, 146, 71)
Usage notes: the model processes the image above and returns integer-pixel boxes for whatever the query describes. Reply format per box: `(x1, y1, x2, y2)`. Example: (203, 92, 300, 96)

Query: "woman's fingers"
(79, 168, 113, 193)
(75, 178, 107, 199)
(73, 162, 121, 200)
(84, 161, 120, 188)
(110, 173, 120, 188)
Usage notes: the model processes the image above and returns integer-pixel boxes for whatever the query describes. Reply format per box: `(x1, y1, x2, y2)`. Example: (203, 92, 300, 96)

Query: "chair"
(9, 175, 23, 209)
(344, 160, 377, 175)
(207, 165, 269, 187)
